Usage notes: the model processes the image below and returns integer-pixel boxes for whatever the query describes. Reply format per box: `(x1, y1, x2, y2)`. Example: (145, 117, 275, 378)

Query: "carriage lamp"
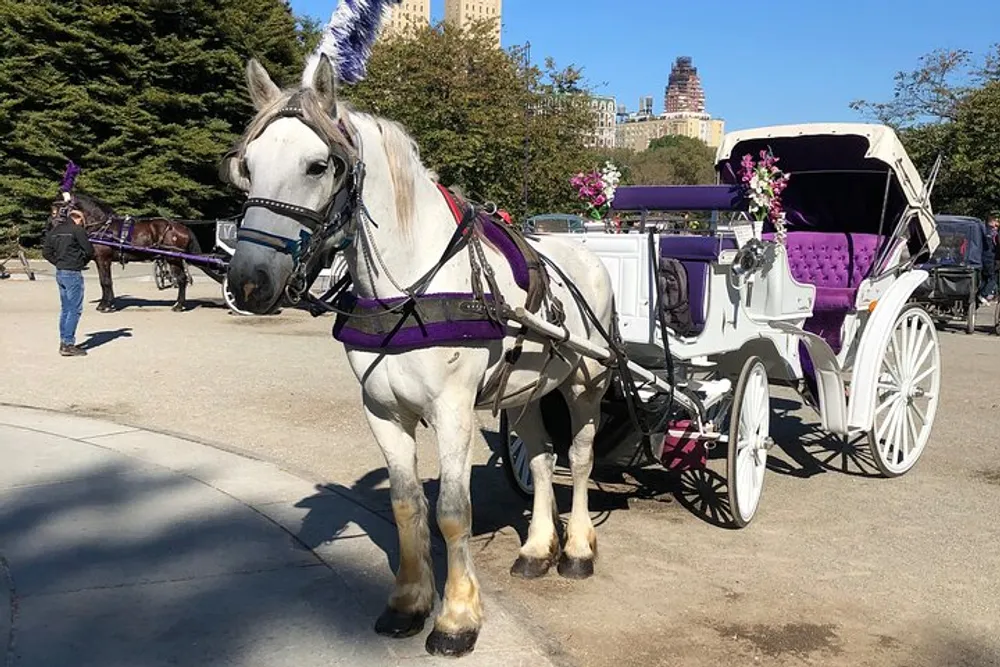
(731, 238, 766, 278)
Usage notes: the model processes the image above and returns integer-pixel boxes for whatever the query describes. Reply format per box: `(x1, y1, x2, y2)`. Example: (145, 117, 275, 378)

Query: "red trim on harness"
(436, 183, 471, 235)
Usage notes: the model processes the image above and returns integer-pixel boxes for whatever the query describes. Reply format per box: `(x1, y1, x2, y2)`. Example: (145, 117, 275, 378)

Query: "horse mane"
(72, 192, 118, 223)
(234, 87, 437, 233)
(355, 111, 440, 233)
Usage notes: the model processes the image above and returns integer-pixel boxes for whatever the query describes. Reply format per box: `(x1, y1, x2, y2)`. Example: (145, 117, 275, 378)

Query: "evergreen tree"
(0, 0, 310, 247)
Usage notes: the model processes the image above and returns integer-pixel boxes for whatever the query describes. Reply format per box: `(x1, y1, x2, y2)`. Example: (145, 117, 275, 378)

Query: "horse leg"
(96, 257, 115, 312)
(557, 361, 609, 580)
(365, 401, 435, 639)
(170, 261, 187, 311)
(425, 401, 482, 657)
(508, 401, 561, 579)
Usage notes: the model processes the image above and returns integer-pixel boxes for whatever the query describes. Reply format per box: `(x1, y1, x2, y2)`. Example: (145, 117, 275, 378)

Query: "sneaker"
(59, 343, 87, 357)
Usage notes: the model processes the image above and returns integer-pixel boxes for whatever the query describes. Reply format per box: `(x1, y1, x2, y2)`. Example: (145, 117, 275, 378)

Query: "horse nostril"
(242, 282, 257, 300)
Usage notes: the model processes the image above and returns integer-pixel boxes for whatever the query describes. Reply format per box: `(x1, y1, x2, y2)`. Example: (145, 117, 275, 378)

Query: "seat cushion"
(813, 286, 857, 312)
(659, 235, 736, 335)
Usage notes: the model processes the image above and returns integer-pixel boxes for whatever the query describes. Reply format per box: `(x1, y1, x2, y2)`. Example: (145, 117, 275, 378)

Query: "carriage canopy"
(715, 123, 939, 255)
(922, 215, 986, 268)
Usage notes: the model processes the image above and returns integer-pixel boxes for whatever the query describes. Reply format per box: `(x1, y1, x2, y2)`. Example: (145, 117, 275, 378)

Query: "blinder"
(231, 89, 363, 281)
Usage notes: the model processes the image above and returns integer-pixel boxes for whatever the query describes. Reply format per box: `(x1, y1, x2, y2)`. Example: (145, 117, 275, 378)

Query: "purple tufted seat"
(767, 231, 883, 353)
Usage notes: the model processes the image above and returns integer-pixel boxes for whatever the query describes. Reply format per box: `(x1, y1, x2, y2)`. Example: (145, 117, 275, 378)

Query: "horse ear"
(246, 59, 281, 110)
(219, 150, 250, 192)
(311, 53, 338, 116)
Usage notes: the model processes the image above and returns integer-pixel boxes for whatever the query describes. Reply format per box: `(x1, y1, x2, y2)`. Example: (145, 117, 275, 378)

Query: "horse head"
(224, 55, 360, 314)
(61, 192, 117, 232)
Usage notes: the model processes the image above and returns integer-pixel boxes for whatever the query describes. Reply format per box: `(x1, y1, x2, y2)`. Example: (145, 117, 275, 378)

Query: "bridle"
(230, 90, 366, 303)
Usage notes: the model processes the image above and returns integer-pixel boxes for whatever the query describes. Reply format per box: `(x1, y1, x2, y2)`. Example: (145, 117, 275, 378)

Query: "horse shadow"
(292, 429, 642, 597)
(293, 403, 878, 586)
(79, 327, 133, 350)
(92, 296, 227, 312)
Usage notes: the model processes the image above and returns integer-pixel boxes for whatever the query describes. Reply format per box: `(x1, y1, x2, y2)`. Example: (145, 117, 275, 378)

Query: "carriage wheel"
(222, 275, 255, 317)
(727, 356, 770, 528)
(966, 295, 977, 334)
(309, 254, 349, 299)
(994, 302, 1000, 336)
(499, 410, 534, 499)
(866, 305, 941, 477)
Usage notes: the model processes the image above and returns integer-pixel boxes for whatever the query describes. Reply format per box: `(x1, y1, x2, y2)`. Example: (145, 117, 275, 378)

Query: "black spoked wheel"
(499, 410, 534, 500)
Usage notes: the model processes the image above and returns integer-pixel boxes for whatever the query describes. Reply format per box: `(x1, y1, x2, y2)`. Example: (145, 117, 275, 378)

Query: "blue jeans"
(56, 269, 84, 345)
(980, 262, 997, 300)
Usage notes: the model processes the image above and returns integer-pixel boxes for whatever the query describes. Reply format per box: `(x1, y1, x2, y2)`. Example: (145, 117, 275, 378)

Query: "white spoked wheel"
(499, 410, 534, 499)
(867, 305, 941, 477)
(222, 275, 255, 316)
(727, 356, 770, 528)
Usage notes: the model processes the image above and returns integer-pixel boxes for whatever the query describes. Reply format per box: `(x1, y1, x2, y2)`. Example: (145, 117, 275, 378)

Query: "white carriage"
(502, 123, 942, 527)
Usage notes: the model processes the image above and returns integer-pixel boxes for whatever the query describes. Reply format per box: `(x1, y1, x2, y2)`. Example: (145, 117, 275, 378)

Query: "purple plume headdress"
(302, 0, 403, 86)
(59, 161, 81, 202)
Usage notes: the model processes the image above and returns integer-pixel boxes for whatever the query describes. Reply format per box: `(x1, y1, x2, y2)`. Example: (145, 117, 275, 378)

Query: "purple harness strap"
(331, 186, 535, 352)
(332, 292, 505, 352)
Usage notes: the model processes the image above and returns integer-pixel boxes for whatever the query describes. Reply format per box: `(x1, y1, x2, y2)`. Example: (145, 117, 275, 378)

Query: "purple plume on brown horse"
(51, 193, 212, 312)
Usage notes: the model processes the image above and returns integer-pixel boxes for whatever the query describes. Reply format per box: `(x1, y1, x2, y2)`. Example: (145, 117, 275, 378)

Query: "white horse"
(225, 55, 615, 657)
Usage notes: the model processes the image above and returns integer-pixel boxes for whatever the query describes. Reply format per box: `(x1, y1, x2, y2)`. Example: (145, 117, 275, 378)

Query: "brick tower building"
(664, 56, 705, 114)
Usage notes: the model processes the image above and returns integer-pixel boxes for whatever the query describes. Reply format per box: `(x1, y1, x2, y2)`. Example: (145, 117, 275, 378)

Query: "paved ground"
(0, 405, 556, 667)
(2, 262, 1000, 666)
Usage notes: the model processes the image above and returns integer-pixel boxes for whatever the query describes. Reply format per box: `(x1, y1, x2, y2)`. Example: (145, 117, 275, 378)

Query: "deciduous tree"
(344, 20, 596, 220)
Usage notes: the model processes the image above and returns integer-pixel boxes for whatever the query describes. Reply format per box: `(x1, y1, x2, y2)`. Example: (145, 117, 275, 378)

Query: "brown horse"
(55, 193, 215, 312)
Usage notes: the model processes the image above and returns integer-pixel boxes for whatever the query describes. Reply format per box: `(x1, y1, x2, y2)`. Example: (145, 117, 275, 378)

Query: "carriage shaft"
(509, 307, 701, 417)
(88, 238, 228, 268)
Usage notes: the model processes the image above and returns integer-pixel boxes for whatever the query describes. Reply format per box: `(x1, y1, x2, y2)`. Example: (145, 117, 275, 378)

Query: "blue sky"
(290, 0, 1000, 130)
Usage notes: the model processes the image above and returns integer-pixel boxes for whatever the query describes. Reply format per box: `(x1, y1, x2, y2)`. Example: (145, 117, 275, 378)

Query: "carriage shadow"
(766, 397, 883, 479)
(479, 426, 739, 531)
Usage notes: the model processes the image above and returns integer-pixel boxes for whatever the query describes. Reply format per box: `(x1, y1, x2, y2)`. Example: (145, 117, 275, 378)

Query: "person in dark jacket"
(42, 202, 95, 356)
(980, 214, 998, 304)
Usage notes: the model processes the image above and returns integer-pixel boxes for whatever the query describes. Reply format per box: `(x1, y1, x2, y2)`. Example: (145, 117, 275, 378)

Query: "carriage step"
(688, 378, 731, 405)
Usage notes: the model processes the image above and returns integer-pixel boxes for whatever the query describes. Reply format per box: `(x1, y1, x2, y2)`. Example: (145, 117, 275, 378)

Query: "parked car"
(523, 213, 588, 234)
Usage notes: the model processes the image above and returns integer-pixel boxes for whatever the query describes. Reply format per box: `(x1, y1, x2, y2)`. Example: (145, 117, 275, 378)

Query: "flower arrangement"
(738, 149, 791, 243)
(570, 161, 621, 221)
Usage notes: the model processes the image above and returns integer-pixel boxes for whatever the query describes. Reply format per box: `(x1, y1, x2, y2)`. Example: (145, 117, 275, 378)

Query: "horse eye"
(307, 161, 328, 176)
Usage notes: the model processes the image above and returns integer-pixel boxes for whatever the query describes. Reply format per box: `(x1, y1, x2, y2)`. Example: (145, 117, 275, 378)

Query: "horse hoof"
(171, 304, 184, 312)
(374, 607, 428, 639)
(510, 554, 554, 579)
(557, 554, 595, 580)
(425, 628, 479, 658)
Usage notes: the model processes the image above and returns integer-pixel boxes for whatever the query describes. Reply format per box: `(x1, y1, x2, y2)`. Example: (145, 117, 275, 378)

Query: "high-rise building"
(664, 56, 705, 114)
(614, 56, 723, 151)
(444, 0, 502, 46)
(380, 0, 430, 40)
